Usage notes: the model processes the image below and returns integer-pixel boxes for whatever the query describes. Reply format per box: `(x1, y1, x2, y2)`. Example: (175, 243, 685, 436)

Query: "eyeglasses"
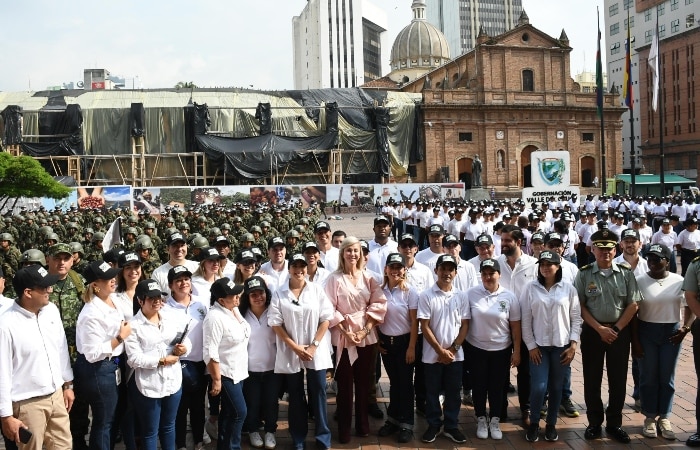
(399, 243, 416, 249)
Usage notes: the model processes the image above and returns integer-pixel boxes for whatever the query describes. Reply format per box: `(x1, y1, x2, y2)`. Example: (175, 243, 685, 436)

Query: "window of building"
(625, 16, 635, 29)
(645, 9, 652, 22)
(522, 69, 534, 91)
(582, 132, 595, 142)
(610, 3, 619, 16)
(624, 0, 634, 9)
(659, 24, 666, 37)
(610, 22, 620, 35)
(658, 3, 665, 15)
(459, 132, 473, 142)
(611, 42, 621, 55)
(672, 19, 680, 33)
(645, 29, 653, 43)
(672, 0, 680, 10)
(688, 14, 696, 28)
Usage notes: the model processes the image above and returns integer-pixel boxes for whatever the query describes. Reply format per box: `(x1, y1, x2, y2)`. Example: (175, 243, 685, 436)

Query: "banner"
(530, 151, 570, 188)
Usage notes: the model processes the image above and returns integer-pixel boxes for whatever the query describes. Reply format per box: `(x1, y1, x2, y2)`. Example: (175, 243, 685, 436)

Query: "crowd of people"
(1, 191, 700, 449)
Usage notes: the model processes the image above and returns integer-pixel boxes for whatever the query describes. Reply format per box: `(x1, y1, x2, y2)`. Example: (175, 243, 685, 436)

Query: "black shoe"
(397, 428, 413, 443)
(421, 426, 441, 443)
(415, 405, 426, 417)
(443, 428, 466, 444)
(544, 424, 558, 442)
(525, 424, 539, 442)
(605, 426, 631, 443)
(584, 425, 602, 440)
(687, 433, 700, 447)
(377, 422, 399, 437)
(368, 403, 384, 419)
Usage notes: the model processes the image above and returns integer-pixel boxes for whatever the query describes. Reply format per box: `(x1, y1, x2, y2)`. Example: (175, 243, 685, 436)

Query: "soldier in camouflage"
(0, 233, 21, 294)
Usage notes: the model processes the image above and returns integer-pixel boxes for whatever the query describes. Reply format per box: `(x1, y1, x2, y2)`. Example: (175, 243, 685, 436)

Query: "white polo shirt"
(244, 308, 276, 372)
(417, 283, 468, 364)
(203, 303, 250, 384)
(464, 284, 520, 351)
(379, 285, 419, 336)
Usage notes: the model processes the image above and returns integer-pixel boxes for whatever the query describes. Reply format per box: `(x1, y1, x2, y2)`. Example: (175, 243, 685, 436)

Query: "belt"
(378, 332, 410, 345)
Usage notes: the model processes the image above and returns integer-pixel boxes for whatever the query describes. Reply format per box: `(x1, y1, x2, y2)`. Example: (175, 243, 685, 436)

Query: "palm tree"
(175, 81, 198, 89)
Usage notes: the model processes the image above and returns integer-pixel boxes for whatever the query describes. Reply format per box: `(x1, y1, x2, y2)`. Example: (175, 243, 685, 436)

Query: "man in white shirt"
(0, 265, 74, 450)
(152, 232, 199, 294)
(367, 216, 399, 274)
(468, 233, 496, 272)
(415, 225, 445, 272)
(396, 234, 433, 293)
(314, 221, 339, 273)
(259, 237, 289, 292)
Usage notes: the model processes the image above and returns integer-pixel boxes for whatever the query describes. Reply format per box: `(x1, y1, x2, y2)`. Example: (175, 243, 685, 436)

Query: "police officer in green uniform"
(682, 256, 700, 447)
(574, 229, 641, 444)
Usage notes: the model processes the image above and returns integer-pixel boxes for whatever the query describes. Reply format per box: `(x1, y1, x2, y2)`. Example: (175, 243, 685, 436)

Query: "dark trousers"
(468, 343, 511, 419)
(378, 332, 415, 428)
(73, 354, 120, 450)
(414, 336, 426, 412)
(580, 324, 631, 428)
(335, 345, 375, 441)
(681, 249, 699, 276)
(391, 219, 403, 241)
(175, 361, 207, 447)
(515, 342, 530, 413)
(285, 369, 331, 449)
(424, 361, 462, 429)
(693, 319, 700, 433)
(242, 371, 281, 433)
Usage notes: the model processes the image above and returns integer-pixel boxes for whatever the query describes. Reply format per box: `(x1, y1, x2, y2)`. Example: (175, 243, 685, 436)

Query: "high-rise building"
(292, 0, 388, 89)
(604, 0, 700, 180)
(424, 0, 523, 57)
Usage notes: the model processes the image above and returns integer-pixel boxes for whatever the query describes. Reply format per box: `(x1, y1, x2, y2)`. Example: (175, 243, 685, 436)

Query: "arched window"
(522, 69, 534, 91)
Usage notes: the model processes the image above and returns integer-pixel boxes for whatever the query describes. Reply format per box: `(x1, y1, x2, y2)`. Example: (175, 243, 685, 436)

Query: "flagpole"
(626, 10, 636, 196)
(596, 7, 607, 196)
(657, 10, 665, 196)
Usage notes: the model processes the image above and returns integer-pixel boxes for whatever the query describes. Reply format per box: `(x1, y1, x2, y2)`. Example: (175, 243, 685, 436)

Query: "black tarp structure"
(196, 133, 336, 180)
(184, 103, 211, 153)
(255, 103, 272, 135)
(325, 102, 338, 133)
(410, 103, 425, 164)
(286, 88, 386, 130)
(1, 105, 22, 145)
(374, 107, 390, 177)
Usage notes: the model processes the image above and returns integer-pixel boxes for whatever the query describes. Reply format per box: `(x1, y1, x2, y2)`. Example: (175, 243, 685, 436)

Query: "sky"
(1, 0, 605, 92)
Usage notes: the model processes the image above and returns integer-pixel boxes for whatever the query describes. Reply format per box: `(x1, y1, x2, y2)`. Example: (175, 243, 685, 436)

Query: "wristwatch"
(612, 325, 621, 333)
(62, 384, 74, 391)
(312, 340, 320, 347)
(452, 341, 462, 351)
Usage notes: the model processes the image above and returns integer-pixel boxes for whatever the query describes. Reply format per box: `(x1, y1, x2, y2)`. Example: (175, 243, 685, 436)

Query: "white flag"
(648, 22, 660, 111)
(102, 217, 123, 250)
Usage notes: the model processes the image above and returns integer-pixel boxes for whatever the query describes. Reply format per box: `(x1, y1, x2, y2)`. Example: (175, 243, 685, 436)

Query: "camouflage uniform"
(50, 271, 86, 362)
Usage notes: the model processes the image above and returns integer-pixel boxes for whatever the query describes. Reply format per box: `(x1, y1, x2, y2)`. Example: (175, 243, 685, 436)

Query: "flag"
(596, 8, 604, 118)
(623, 11, 633, 110)
(649, 18, 660, 111)
(103, 217, 122, 250)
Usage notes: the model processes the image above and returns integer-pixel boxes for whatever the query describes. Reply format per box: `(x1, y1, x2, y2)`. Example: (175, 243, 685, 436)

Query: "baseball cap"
(400, 233, 417, 245)
(214, 235, 230, 246)
(476, 234, 493, 246)
(314, 221, 331, 232)
(544, 232, 563, 244)
(436, 254, 458, 268)
(385, 253, 406, 267)
(118, 252, 141, 268)
(289, 253, 308, 266)
(359, 240, 369, 252)
(12, 265, 60, 294)
(428, 224, 445, 235)
(530, 232, 545, 243)
(480, 258, 501, 272)
(302, 241, 320, 252)
(48, 243, 72, 257)
(268, 236, 285, 249)
(200, 247, 224, 261)
(537, 250, 561, 264)
(374, 216, 390, 225)
(443, 234, 460, 247)
(167, 265, 193, 284)
(167, 232, 187, 245)
(211, 277, 244, 299)
(620, 229, 640, 241)
(135, 279, 164, 299)
(235, 249, 256, 264)
(244, 275, 268, 293)
(647, 243, 672, 260)
(83, 260, 120, 284)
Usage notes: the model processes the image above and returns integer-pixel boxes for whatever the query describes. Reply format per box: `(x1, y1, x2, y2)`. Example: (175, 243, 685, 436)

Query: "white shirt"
(125, 309, 191, 398)
(162, 296, 208, 362)
(497, 253, 538, 300)
(676, 229, 700, 250)
(464, 285, 520, 351)
(405, 260, 434, 293)
(520, 280, 582, 351)
(379, 285, 418, 336)
(259, 261, 289, 292)
(415, 248, 443, 272)
(112, 291, 135, 321)
(220, 259, 237, 281)
(191, 275, 221, 299)
(203, 303, 250, 384)
(318, 246, 339, 273)
(366, 239, 399, 274)
(268, 281, 334, 373)
(152, 259, 199, 295)
(244, 308, 276, 372)
(0, 295, 14, 316)
(453, 259, 479, 292)
(636, 272, 685, 323)
(613, 255, 650, 277)
(560, 259, 579, 284)
(0, 302, 73, 417)
(76, 295, 127, 362)
(651, 230, 677, 249)
(307, 267, 331, 287)
(417, 284, 467, 364)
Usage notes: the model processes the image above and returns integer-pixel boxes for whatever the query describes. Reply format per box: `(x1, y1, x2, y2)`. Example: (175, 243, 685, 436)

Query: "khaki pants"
(12, 389, 71, 450)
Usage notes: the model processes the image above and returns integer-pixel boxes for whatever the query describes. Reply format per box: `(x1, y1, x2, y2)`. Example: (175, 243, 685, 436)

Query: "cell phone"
(19, 427, 32, 444)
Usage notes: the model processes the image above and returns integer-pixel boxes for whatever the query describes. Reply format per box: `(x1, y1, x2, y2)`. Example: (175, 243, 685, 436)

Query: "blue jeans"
(176, 361, 207, 447)
(424, 361, 462, 429)
(528, 346, 567, 426)
(129, 378, 182, 450)
(379, 332, 415, 429)
(218, 377, 247, 450)
(243, 371, 282, 433)
(638, 320, 683, 418)
(73, 354, 120, 450)
(285, 369, 331, 449)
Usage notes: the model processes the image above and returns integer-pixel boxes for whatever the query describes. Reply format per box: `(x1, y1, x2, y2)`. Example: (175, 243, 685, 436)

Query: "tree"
(175, 81, 198, 89)
(0, 153, 71, 210)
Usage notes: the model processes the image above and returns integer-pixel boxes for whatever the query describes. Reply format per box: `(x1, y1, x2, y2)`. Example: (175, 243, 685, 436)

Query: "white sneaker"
(249, 431, 264, 448)
(657, 418, 676, 440)
(642, 418, 657, 438)
(264, 432, 276, 449)
(476, 416, 488, 439)
(489, 417, 503, 440)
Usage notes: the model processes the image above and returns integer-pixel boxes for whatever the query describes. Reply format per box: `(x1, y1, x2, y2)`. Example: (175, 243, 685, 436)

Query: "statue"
(472, 155, 482, 187)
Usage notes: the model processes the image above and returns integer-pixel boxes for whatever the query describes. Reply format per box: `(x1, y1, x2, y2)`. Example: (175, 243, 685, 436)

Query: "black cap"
(135, 279, 164, 299)
(83, 260, 120, 284)
(314, 221, 331, 232)
(647, 243, 672, 260)
(544, 232, 563, 244)
(685, 217, 699, 226)
(591, 229, 619, 248)
(428, 224, 445, 235)
(214, 235, 229, 246)
(167, 265, 193, 284)
(436, 254, 458, 268)
(443, 234, 460, 247)
(530, 232, 545, 243)
(211, 277, 244, 299)
(476, 234, 493, 246)
(13, 265, 60, 294)
(235, 249, 256, 264)
(200, 247, 224, 261)
(118, 252, 141, 268)
(480, 258, 501, 272)
(385, 253, 406, 267)
(620, 229, 640, 241)
(289, 253, 308, 266)
(537, 250, 561, 264)
(103, 247, 125, 265)
(167, 232, 187, 245)
(400, 233, 417, 245)
(243, 275, 268, 294)
(268, 236, 285, 248)
(373, 216, 390, 225)
(302, 241, 319, 252)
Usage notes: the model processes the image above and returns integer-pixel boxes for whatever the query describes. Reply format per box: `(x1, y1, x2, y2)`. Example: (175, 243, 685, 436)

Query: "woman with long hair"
(302, 241, 330, 286)
(521, 251, 581, 442)
(125, 279, 189, 450)
(162, 265, 210, 450)
(115, 252, 145, 319)
(74, 260, 126, 450)
(269, 255, 334, 450)
(376, 253, 418, 443)
(239, 276, 281, 449)
(192, 247, 224, 298)
(204, 278, 250, 450)
(324, 237, 387, 443)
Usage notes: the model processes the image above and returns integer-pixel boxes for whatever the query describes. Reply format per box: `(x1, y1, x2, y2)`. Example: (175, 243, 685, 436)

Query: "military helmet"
(21, 249, 47, 266)
(241, 233, 255, 242)
(44, 232, 59, 242)
(83, 227, 94, 235)
(286, 230, 300, 239)
(250, 225, 262, 234)
(179, 222, 190, 230)
(192, 236, 209, 249)
(0, 233, 14, 243)
(69, 242, 85, 256)
(260, 220, 271, 228)
(93, 217, 104, 224)
(208, 227, 221, 237)
(38, 225, 53, 236)
(125, 227, 138, 236)
(220, 223, 231, 231)
(135, 236, 155, 251)
(67, 222, 79, 230)
(92, 232, 105, 243)
(144, 222, 155, 230)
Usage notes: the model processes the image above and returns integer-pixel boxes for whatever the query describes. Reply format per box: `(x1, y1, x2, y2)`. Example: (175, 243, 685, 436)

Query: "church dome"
(390, 0, 450, 72)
